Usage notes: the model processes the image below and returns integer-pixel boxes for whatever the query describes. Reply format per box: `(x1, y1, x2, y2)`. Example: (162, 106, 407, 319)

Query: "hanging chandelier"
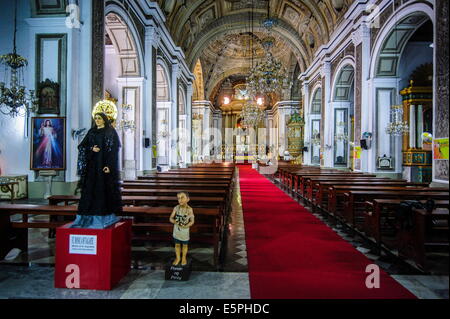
(385, 104, 409, 136)
(246, 1, 290, 96)
(240, 100, 264, 129)
(334, 121, 348, 141)
(247, 50, 291, 96)
(311, 130, 321, 146)
(0, 2, 37, 117)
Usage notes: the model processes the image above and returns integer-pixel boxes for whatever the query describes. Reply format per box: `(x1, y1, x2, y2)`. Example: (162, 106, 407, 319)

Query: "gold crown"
(92, 99, 118, 122)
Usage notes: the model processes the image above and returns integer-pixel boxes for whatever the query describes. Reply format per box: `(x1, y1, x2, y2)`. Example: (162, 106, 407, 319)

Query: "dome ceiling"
(156, 0, 353, 105)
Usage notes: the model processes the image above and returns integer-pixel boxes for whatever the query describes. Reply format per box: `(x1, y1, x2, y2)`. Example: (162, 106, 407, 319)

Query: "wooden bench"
(48, 194, 226, 209)
(121, 182, 229, 190)
(397, 207, 449, 271)
(298, 175, 378, 200)
(312, 181, 427, 212)
(138, 174, 232, 182)
(120, 188, 227, 197)
(341, 190, 449, 228)
(0, 204, 224, 267)
(363, 198, 449, 252)
(327, 185, 436, 216)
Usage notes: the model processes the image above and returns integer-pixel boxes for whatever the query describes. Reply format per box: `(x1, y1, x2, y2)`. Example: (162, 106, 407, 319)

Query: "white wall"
(0, 0, 32, 176)
(0, 0, 94, 185)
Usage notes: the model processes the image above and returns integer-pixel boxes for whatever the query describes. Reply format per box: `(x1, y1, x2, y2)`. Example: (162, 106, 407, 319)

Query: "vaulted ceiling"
(156, 0, 352, 103)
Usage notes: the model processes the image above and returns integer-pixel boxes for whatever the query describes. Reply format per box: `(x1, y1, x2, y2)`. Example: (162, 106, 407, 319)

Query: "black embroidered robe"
(76, 127, 122, 215)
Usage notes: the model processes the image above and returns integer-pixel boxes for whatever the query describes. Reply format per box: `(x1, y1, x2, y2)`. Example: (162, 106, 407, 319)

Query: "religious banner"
(354, 146, 362, 159)
(434, 138, 449, 160)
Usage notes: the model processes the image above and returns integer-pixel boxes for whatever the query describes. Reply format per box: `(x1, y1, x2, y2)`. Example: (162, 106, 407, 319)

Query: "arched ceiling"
(156, 0, 352, 104)
(105, 13, 140, 76)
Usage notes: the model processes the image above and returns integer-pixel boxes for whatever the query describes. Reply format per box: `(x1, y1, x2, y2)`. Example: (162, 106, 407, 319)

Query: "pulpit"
(287, 112, 304, 162)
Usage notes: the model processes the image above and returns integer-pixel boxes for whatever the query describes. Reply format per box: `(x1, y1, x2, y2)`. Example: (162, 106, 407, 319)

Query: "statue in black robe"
(71, 112, 122, 228)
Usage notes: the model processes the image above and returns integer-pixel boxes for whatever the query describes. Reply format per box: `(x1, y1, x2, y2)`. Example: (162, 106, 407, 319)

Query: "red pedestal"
(54, 219, 131, 290)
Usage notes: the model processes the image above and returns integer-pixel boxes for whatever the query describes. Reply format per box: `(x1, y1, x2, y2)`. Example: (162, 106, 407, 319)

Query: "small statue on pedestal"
(169, 191, 195, 266)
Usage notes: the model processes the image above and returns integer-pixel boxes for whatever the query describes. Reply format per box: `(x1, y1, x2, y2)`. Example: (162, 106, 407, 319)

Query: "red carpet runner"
(238, 165, 416, 299)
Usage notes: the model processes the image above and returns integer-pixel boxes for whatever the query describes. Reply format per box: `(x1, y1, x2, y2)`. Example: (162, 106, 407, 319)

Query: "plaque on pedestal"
(165, 259, 192, 281)
(54, 220, 131, 290)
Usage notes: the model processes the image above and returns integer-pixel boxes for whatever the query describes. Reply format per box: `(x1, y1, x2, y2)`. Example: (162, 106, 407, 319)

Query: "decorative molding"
(354, 43, 362, 145)
(434, 160, 449, 182)
(370, 3, 393, 52)
(435, 0, 449, 139)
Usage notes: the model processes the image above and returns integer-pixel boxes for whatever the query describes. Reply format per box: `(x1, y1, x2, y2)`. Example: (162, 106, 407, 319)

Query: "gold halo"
(92, 100, 118, 122)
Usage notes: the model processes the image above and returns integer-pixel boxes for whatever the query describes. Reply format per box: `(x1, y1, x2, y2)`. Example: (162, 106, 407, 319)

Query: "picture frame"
(37, 79, 60, 114)
(31, 0, 68, 17)
(30, 117, 66, 170)
(377, 155, 394, 170)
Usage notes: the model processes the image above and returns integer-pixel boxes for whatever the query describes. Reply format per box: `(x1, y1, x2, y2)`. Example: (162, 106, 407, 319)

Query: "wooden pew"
(0, 204, 223, 266)
(312, 181, 428, 212)
(363, 198, 449, 253)
(120, 188, 227, 197)
(138, 174, 232, 182)
(298, 175, 378, 199)
(121, 182, 229, 190)
(397, 206, 449, 271)
(48, 194, 225, 209)
(157, 170, 233, 175)
(287, 169, 343, 190)
(341, 190, 449, 228)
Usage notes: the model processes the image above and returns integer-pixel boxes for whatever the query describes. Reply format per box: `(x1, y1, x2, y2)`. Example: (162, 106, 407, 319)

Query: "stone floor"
(0, 169, 448, 299)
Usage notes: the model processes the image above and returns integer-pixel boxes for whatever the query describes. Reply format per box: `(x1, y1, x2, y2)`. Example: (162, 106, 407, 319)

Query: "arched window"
(311, 88, 322, 114)
(178, 88, 185, 115)
(156, 64, 170, 101)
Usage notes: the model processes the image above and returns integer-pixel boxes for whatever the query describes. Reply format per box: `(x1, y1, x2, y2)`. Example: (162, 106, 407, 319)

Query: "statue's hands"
(103, 166, 110, 173)
(92, 145, 100, 152)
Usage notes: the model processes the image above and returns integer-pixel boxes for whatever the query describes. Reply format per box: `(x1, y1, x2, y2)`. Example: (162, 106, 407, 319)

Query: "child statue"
(169, 191, 195, 266)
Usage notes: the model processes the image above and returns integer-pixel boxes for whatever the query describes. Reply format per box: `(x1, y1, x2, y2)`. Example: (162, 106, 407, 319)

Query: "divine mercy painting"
(30, 117, 65, 170)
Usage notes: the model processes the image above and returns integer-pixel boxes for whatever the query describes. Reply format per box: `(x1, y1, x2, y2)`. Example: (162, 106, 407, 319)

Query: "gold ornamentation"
(92, 99, 118, 122)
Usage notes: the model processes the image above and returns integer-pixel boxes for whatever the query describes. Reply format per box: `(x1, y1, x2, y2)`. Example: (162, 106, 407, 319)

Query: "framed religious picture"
(377, 154, 393, 170)
(37, 79, 60, 114)
(30, 117, 66, 170)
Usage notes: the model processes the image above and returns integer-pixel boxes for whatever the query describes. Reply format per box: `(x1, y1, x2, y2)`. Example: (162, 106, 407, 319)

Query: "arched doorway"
(371, 12, 433, 181)
(104, 10, 143, 179)
(309, 87, 322, 166)
(332, 64, 355, 168)
(156, 63, 171, 166)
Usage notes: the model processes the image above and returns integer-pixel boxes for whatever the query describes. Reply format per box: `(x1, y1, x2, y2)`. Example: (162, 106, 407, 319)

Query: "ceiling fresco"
(155, 0, 352, 107)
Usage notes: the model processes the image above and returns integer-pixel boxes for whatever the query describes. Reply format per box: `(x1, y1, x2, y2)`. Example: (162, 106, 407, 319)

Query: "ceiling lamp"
(246, 1, 291, 96)
(385, 105, 409, 136)
(240, 99, 264, 129)
(0, 2, 37, 117)
(247, 51, 291, 96)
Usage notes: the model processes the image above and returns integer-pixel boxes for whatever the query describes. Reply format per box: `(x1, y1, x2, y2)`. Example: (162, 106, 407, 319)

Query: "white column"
(143, 26, 158, 171)
(409, 104, 416, 149)
(277, 107, 287, 157)
(117, 77, 144, 179)
(417, 104, 423, 148)
(186, 84, 193, 164)
(302, 81, 311, 164)
(212, 110, 222, 160)
(203, 103, 212, 160)
(358, 23, 372, 172)
(170, 63, 179, 167)
(322, 61, 333, 167)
